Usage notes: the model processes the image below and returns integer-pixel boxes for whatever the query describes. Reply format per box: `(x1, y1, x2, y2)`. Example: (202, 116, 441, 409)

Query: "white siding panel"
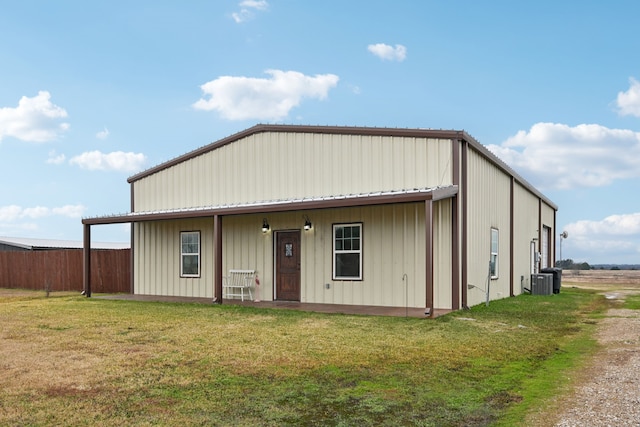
(133, 133, 454, 213)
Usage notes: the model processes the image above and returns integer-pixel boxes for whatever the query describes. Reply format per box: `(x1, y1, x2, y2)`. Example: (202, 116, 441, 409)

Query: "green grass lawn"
(0, 288, 608, 426)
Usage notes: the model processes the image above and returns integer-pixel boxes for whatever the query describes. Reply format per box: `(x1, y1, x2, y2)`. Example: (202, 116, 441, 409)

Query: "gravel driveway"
(553, 291, 640, 426)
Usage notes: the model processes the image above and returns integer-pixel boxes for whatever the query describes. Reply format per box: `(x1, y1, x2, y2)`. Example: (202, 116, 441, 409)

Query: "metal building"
(82, 124, 557, 314)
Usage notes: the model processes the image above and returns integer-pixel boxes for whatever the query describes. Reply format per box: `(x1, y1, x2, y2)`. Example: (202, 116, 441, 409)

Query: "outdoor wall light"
(303, 215, 312, 231)
(261, 218, 270, 233)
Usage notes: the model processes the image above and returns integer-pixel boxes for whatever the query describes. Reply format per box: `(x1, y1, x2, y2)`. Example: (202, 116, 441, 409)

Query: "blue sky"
(1, 1, 639, 264)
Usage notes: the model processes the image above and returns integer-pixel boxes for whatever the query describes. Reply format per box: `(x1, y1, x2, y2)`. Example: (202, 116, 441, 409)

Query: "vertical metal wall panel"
(512, 182, 541, 294)
(540, 201, 556, 263)
(433, 200, 453, 309)
(133, 218, 215, 298)
(465, 148, 512, 306)
(132, 203, 453, 308)
(222, 214, 274, 301)
(219, 204, 433, 308)
(132, 132, 454, 213)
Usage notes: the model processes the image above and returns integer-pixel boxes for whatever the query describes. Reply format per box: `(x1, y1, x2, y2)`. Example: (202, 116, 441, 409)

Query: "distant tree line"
(556, 259, 639, 270)
(555, 259, 592, 270)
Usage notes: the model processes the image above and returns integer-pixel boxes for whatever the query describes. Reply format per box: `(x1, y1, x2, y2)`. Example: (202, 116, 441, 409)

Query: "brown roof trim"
(82, 186, 458, 225)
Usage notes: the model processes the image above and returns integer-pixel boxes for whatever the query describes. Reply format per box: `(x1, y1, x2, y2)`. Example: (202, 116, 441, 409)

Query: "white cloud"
(487, 122, 640, 190)
(367, 43, 407, 62)
(232, 0, 268, 23)
(567, 212, 640, 237)
(193, 69, 340, 121)
(22, 206, 50, 219)
(616, 77, 640, 117)
(46, 150, 66, 165)
(52, 205, 87, 218)
(0, 205, 23, 222)
(69, 150, 146, 173)
(0, 204, 86, 222)
(0, 91, 70, 142)
(563, 212, 640, 263)
(96, 127, 110, 140)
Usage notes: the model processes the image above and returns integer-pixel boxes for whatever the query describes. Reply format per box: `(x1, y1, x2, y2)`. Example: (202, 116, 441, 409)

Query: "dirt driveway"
(546, 271, 640, 426)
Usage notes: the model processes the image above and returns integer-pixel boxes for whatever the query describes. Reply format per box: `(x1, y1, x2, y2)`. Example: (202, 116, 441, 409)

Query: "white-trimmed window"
(333, 223, 362, 280)
(180, 231, 200, 277)
(490, 228, 499, 279)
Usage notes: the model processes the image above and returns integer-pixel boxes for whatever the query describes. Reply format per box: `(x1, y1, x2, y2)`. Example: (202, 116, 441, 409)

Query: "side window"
(490, 228, 499, 279)
(180, 231, 200, 277)
(333, 223, 362, 280)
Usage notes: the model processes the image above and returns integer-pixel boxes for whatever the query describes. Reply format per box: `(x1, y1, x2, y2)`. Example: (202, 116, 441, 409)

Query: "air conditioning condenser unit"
(531, 274, 553, 296)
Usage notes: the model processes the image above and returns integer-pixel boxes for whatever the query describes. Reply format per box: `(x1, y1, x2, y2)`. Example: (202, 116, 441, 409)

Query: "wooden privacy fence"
(0, 249, 130, 293)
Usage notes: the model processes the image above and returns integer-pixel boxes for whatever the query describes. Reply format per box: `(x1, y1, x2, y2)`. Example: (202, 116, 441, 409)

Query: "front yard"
(0, 287, 607, 426)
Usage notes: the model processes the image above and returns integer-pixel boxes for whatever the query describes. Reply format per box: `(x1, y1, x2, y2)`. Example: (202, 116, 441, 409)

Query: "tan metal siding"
(466, 148, 512, 306)
(512, 181, 542, 294)
(133, 218, 215, 298)
(133, 132, 453, 213)
(433, 200, 452, 309)
(218, 203, 445, 308)
(541, 201, 556, 266)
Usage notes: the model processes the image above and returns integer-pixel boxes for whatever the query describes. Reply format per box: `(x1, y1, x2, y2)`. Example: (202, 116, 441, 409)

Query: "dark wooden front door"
(276, 231, 301, 301)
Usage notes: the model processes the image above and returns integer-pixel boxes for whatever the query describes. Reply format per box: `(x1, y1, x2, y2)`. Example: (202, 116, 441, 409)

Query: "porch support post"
(83, 223, 91, 297)
(451, 139, 460, 310)
(425, 199, 434, 317)
(461, 140, 469, 309)
(213, 214, 223, 304)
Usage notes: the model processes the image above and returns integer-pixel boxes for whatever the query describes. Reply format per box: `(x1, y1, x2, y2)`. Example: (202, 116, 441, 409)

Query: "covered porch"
(82, 185, 459, 317)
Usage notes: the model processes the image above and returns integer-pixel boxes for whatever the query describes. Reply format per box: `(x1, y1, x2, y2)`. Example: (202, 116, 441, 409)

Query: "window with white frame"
(333, 223, 362, 280)
(180, 231, 200, 277)
(490, 228, 499, 279)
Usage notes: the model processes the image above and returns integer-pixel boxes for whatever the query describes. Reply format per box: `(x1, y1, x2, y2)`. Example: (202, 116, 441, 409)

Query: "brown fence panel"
(0, 249, 130, 293)
(90, 249, 131, 293)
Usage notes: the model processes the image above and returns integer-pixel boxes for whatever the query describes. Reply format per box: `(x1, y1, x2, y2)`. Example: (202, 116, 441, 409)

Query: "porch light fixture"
(303, 215, 312, 231)
(261, 218, 270, 233)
